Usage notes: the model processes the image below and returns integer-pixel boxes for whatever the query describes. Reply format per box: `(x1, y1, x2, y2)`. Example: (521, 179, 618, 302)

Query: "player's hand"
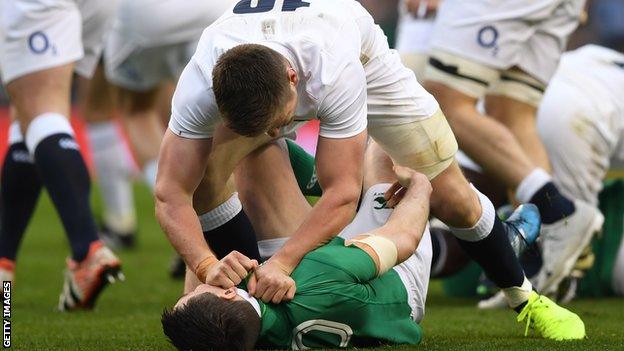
(406, 0, 440, 18)
(384, 166, 431, 207)
(247, 259, 296, 304)
(204, 251, 259, 288)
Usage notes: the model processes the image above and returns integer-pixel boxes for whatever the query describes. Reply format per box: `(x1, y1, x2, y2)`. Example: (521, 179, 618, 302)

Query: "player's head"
(212, 43, 298, 138)
(162, 284, 261, 351)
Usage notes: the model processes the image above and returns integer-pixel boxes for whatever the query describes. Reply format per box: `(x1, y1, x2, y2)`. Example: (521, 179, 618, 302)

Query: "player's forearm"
(272, 189, 360, 270)
(155, 194, 214, 271)
(375, 174, 432, 262)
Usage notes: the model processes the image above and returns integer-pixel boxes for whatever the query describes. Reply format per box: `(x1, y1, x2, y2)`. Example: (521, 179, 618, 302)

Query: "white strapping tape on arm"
(349, 235, 398, 276)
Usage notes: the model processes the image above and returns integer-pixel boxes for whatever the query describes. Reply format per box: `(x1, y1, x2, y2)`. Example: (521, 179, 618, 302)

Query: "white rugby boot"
(534, 200, 603, 295)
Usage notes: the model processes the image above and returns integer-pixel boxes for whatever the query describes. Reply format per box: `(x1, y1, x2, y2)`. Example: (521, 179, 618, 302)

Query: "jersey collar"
(236, 288, 261, 317)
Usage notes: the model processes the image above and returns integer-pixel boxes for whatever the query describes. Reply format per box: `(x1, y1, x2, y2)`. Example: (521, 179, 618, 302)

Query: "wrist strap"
(195, 255, 219, 283)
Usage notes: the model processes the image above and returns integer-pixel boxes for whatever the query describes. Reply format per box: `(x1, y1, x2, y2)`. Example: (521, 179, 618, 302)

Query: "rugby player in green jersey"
(161, 143, 564, 350)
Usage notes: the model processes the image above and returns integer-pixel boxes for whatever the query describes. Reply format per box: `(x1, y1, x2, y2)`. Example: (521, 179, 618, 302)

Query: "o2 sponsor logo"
(28, 31, 56, 55)
(477, 25, 499, 56)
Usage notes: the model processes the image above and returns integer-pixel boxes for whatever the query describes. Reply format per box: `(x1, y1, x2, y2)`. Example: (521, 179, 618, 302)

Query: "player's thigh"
(235, 139, 312, 241)
(364, 48, 458, 180)
(368, 110, 458, 181)
(537, 81, 612, 205)
(424, 49, 499, 103)
(77, 64, 118, 123)
(5, 64, 74, 128)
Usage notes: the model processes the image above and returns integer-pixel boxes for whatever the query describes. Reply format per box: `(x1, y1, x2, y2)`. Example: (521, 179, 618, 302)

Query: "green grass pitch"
(7, 185, 624, 350)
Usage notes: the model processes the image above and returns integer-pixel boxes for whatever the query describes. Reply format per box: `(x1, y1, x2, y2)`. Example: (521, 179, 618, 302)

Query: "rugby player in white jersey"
(537, 44, 624, 297)
(422, 0, 604, 294)
(155, 0, 585, 339)
(0, 0, 123, 310)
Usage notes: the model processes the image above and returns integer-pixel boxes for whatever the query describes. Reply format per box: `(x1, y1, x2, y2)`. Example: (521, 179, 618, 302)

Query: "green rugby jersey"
(250, 237, 422, 349)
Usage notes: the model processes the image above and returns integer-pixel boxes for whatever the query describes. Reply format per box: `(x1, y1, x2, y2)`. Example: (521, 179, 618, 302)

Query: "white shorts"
(429, 0, 583, 84)
(104, 0, 234, 91)
(537, 78, 622, 206)
(0, 0, 117, 84)
(359, 14, 439, 127)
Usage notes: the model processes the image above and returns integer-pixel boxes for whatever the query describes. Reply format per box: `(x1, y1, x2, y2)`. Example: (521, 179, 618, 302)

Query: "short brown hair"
(162, 292, 261, 351)
(212, 44, 291, 137)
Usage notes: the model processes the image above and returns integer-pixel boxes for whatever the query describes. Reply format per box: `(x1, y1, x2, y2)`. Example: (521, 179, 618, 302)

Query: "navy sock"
(0, 142, 42, 261)
(203, 210, 261, 261)
(456, 217, 525, 289)
(529, 182, 575, 224)
(32, 134, 99, 262)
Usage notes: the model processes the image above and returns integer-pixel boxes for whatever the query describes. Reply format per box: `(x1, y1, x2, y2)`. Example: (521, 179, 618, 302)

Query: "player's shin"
(0, 122, 43, 261)
(199, 193, 261, 261)
(450, 187, 532, 310)
(25, 113, 99, 262)
(88, 121, 137, 237)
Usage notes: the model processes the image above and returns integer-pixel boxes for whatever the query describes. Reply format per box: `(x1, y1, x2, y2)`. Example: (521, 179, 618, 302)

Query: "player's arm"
(275, 130, 367, 260)
(348, 167, 432, 276)
(155, 130, 258, 288)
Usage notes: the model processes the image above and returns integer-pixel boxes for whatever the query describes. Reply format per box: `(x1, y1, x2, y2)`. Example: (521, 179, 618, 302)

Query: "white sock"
(502, 277, 533, 308)
(142, 159, 158, 191)
(449, 185, 495, 242)
(198, 193, 242, 231)
(88, 121, 137, 233)
(515, 168, 551, 203)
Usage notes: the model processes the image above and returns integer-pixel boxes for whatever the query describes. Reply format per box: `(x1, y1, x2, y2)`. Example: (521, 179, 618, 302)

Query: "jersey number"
(233, 0, 310, 14)
(291, 319, 353, 350)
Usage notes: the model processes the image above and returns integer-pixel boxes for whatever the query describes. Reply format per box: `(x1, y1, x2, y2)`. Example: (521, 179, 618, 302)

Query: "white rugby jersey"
(556, 45, 624, 121)
(169, 0, 380, 139)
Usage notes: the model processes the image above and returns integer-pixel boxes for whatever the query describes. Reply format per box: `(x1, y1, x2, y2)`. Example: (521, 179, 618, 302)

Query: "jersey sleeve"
(168, 58, 220, 139)
(317, 60, 368, 139)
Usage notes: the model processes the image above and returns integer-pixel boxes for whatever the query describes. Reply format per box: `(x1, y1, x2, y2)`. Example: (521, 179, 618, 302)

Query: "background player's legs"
(425, 59, 602, 294)
(117, 87, 163, 190)
(424, 81, 533, 189)
(6, 64, 100, 262)
(485, 93, 551, 173)
(79, 65, 138, 244)
(0, 119, 42, 267)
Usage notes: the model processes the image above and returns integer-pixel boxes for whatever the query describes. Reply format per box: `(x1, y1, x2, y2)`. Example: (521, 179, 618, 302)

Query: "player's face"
(266, 68, 299, 137)
(174, 284, 244, 309)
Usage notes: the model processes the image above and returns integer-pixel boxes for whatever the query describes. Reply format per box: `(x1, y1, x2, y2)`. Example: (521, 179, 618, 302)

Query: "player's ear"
(287, 67, 297, 85)
(220, 287, 238, 300)
(266, 127, 281, 138)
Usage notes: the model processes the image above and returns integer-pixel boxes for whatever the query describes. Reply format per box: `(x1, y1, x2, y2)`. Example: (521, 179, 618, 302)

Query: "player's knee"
(431, 187, 481, 228)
